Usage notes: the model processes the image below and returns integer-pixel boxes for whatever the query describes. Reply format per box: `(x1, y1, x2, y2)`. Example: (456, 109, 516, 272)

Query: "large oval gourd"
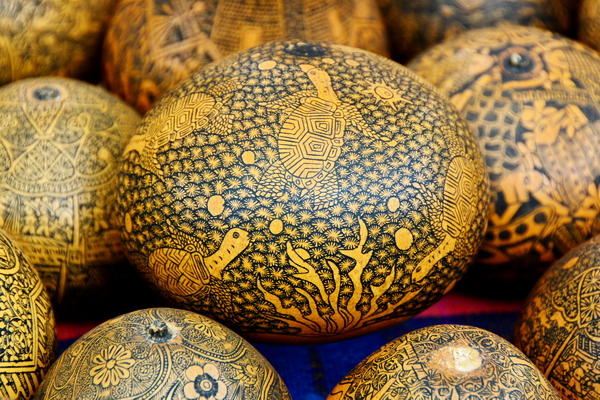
(116, 39, 490, 343)
(327, 324, 560, 400)
(0, 0, 117, 85)
(514, 235, 600, 400)
(378, 0, 574, 63)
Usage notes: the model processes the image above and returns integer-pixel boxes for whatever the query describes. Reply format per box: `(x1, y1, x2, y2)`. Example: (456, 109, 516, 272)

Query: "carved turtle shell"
(117, 39, 490, 343)
(409, 25, 600, 295)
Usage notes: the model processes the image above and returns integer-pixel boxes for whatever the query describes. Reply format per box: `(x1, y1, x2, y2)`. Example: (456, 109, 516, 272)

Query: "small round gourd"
(327, 324, 560, 400)
(33, 308, 291, 400)
(116, 39, 490, 343)
(514, 235, 600, 400)
(101, 0, 390, 114)
(0, 77, 142, 314)
(409, 25, 600, 295)
(0, 227, 57, 399)
(0, 0, 117, 85)
(378, 0, 573, 63)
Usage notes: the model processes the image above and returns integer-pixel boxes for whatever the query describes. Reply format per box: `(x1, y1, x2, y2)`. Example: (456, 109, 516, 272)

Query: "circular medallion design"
(327, 324, 560, 400)
(0, 0, 117, 85)
(409, 25, 600, 294)
(514, 235, 600, 400)
(0, 227, 57, 399)
(33, 308, 291, 400)
(117, 39, 489, 343)
(379, 0, 572, 63)
(101, 0, 390, 114)
(0, 77, 141, 312)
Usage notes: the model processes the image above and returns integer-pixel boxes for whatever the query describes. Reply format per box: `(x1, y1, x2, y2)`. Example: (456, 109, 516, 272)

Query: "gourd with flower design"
(33, 308, 290, 400)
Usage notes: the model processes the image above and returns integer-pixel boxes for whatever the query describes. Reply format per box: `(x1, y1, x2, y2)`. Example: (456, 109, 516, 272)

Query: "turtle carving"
(257, 64, 397, 208)
(412, 156, 480, 282)
(150, 226, 250, 298)
(122, 78, 238, 176)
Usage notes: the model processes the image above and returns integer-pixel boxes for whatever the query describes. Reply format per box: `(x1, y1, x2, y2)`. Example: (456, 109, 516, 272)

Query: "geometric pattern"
(0, 76, 141, 311)
(331, 324, 561, 400)
(0, 228, 56, 399)
(102, 0, 390, 113)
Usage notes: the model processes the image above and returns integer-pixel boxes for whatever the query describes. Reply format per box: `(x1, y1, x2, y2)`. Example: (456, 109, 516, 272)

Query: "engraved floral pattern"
(90, 344, 135, 388)
(186, 317, 227, 341)
(184, 363, 227, 400)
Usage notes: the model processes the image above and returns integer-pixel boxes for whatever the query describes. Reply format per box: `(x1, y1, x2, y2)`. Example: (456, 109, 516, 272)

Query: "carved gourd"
(328, 324, 561, 400)
(116, 39, 490, 343)
(0, 77, 143, 316)
(0, 0, 118, 85)
(0, 227, 57, 399)
(579, 0, 600, 53)
(377, 0, 574, 63)
(33, 308, 291, 400)
(409, 25, 600, 296)
(514, 235, 600, 400)
(101, 0, 390, 114)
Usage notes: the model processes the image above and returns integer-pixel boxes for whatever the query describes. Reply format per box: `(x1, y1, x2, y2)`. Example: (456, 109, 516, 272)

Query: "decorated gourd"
(0, 0, 118, 86)
(116, 39, 490, 343)
(578, 0, 600, 53)
(101, 0, 389, 114)
(0, 77, 142, 315)
(33, 307, 291, 400)
(377, 0, 573, 63)
(408, 25, 600, 295)
(0, 227, 57, 399)
(327, 324, 560, 400)
(514, 235, 600, 400)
